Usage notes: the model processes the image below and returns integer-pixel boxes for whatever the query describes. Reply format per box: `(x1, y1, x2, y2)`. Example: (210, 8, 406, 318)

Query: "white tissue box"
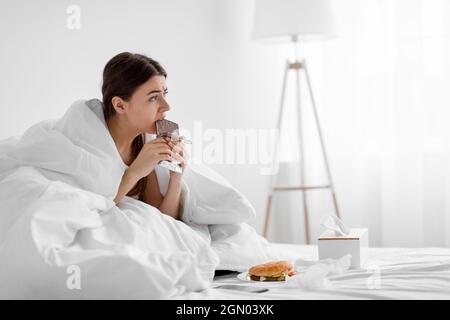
(317, 228, 369, 269)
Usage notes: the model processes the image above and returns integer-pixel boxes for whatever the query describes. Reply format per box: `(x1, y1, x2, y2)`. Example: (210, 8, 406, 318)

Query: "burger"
(248, 260, 295, 282)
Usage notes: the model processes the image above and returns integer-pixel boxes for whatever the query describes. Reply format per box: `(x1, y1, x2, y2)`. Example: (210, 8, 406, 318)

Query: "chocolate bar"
(155, 119, 182, 173)
(156, 119, 179, 139)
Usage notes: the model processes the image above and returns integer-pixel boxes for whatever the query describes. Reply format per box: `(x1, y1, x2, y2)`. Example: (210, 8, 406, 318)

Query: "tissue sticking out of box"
(320, 214, 351, 236)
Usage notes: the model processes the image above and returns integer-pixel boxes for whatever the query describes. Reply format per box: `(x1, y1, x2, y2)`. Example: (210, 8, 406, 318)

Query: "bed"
(1, 99, 449, 299)
(177, 243, 450, 300)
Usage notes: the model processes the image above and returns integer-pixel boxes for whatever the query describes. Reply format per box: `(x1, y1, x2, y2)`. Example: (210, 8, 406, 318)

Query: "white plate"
(236, 272, 291, 287)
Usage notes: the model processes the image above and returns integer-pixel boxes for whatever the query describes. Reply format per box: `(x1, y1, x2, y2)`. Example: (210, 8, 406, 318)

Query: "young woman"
(102, 52, 187, 220)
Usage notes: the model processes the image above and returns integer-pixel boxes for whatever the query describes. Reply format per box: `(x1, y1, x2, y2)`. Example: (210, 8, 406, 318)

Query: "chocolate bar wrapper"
(159, 160, 182, 173)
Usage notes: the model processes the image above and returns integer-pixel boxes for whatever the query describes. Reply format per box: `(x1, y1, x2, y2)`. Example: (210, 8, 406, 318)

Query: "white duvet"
(0, 99, 274, 299)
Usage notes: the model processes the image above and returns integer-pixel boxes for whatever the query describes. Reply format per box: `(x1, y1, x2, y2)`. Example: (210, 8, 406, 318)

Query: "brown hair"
(102, 52, 167, 199)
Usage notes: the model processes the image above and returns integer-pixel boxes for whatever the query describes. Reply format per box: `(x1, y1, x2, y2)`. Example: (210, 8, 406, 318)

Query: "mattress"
(176, 243, 450, 300)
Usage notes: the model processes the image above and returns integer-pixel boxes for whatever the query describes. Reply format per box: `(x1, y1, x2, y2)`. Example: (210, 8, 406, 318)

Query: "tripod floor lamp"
(252, 0, 341, 244)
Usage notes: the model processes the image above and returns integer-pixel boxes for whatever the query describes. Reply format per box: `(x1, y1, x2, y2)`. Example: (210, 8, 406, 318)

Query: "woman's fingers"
(147, 137, 166, 144)
(171, 152, 182, 161)
(169, 142, 188, 167)
(157, 149, 174, 157)
(173, 151, 187, 169)
(168, 141, 185, 154)
(152, 143, 172, 153)
(178, 154, 186, 172)
(150, 138, 188, 170)
(158, 154, 172, 162)
(148, 138, 185, 155)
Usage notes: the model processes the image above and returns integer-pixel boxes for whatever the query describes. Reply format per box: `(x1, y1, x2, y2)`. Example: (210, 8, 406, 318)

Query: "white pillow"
(179, 163, 256, 225)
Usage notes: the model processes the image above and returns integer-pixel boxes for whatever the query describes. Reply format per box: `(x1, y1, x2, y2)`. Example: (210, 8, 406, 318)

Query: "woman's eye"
(149, 91, 168, 102)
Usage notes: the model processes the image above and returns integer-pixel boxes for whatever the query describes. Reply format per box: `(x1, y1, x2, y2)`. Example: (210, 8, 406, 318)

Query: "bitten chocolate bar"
(156, 119, 192, 144)
(156, 119, 179, 139)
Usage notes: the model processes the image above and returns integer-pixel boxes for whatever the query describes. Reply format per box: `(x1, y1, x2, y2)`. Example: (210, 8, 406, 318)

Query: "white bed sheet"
(176, 243, 450, 300)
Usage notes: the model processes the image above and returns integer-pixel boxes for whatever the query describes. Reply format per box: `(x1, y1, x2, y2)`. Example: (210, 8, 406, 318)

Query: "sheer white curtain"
(269, 0, 450, 247)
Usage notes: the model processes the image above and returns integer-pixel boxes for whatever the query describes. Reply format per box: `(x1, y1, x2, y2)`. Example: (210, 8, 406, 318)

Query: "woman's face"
(123, 75, 170, 134)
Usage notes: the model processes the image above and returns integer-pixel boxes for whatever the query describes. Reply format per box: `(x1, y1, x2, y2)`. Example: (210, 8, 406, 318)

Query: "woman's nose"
(162, 99, 170, 112)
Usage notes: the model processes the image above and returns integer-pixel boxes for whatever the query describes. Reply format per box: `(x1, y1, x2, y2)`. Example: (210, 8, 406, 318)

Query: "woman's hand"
(127, 137, 173, 180)
(166, 137, 188, 180)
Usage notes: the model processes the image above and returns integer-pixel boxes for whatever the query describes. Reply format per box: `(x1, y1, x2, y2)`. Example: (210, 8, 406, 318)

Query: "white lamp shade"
(252, 0, 337, 42)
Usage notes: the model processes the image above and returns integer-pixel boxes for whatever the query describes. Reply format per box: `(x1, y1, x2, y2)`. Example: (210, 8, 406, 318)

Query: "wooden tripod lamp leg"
(331, 191, 341, 218)
(263, 194, 273, 238)
(294, 63, 311, 245)
(302, 190, 310, 244)
(302, 59, 341, 220)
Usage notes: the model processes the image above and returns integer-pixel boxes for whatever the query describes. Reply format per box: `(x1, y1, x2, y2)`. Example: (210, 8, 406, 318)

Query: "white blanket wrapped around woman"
(0, 99, 275, 299)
